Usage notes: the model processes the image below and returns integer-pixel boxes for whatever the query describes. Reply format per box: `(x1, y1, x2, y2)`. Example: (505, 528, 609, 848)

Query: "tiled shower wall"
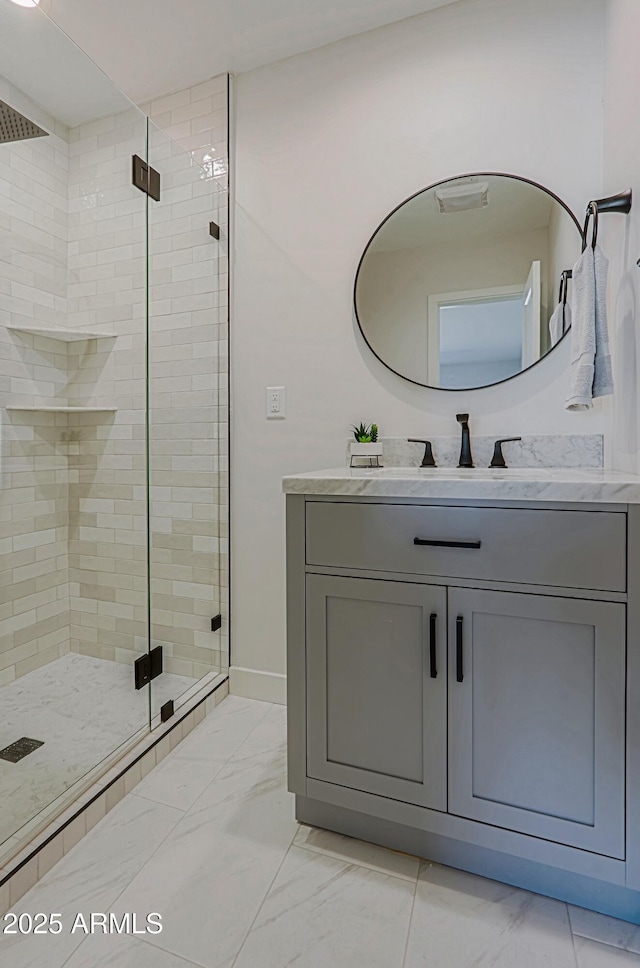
(142, 77, 228, 185)
(0, 78, 71, 685)
(65, 108, 149, 670)
(143, 74, 229, 674)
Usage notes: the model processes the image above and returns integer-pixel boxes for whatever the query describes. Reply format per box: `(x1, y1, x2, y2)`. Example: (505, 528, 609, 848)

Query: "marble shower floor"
(2, 696, 638, 968)
(0, 654, 196, 854)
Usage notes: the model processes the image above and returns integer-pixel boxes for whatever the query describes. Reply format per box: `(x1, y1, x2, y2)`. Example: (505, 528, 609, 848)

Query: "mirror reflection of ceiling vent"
(0, 100, 49, 145)
(435, 181, 489, 214)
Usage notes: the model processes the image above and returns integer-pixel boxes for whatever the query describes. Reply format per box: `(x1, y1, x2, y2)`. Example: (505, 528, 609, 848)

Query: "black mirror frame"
(353, 171, 581, 392)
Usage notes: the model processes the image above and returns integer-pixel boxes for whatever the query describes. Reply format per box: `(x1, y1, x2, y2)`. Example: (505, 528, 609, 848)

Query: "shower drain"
(0, 738, 44, 763)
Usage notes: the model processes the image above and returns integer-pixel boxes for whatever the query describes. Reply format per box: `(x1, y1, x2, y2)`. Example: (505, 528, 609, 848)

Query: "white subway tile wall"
(0, 77, 72, 684)
(142, 76, 228, 192)
(65, 107, 149, 671)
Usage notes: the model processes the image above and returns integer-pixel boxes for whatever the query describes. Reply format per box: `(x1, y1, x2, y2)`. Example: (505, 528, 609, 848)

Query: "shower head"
(0, 99, 48, 144)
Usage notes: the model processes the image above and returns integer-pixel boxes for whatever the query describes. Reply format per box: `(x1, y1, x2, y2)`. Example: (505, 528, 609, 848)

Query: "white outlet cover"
(266, 386, 286, 418)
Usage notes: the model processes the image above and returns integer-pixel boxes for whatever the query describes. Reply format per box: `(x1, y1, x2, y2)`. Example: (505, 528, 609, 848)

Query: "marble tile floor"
(2, 694, 639, 968)
(0, 654, 197, 853)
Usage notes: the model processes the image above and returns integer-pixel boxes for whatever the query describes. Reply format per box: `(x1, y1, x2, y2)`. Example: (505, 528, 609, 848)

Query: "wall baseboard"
(230, 666, 286, 704)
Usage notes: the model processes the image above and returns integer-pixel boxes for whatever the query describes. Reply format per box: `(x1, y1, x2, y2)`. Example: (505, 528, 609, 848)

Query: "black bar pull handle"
(456, 616, 464, 682)
(414, 538, 481, 550)
(429, 613, 437, 678)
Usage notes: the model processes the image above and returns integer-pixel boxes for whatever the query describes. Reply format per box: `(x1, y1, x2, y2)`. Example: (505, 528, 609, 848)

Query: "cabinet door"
(306, 574, 447, 810)
(448, 588, 625, 858)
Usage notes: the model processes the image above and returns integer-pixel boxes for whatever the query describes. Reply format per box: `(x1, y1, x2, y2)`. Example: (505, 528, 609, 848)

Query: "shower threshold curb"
(0, 673, 230, 914)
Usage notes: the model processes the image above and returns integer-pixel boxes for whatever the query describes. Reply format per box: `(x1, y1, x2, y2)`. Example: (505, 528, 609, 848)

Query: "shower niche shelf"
(5, 328, 119, 415)
(6, 406, 118, 414)
(6, 325, 116, 343)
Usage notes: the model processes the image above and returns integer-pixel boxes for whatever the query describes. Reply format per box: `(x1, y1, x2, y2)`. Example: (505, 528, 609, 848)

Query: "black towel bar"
(581, 189, 632, 252)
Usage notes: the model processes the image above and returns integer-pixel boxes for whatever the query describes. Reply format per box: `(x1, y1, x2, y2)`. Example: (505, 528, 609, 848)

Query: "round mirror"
(354, 173, 581, 390)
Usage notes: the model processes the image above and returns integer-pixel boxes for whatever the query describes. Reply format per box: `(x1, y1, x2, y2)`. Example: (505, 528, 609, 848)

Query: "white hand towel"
(566, 247, 595, 410)
(592, 244, 613, 398)
(549, 300, 571, 347)
(565, 243, 612, 411)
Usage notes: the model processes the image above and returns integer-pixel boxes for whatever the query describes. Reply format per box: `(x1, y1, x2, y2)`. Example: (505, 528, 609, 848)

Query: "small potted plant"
(350, 422, 383, 466)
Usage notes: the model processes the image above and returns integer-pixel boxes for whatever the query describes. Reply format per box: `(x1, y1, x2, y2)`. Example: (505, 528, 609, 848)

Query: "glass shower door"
(147, 118, 225, 723)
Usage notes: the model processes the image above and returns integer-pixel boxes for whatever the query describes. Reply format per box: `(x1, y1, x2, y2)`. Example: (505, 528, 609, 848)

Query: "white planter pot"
(350, 442, 383, 457)
(349, 442, 383, 466)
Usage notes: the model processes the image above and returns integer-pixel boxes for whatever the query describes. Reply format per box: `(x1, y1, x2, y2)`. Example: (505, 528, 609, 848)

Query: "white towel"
(549, 300, 571, 347)
(592, 245, 613, 398)
(565, 243, 613, 411)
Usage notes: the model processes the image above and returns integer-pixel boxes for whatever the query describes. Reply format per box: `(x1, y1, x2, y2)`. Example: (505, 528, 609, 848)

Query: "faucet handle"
(407, 439, 437, 468)
(489, 437, 522, 468)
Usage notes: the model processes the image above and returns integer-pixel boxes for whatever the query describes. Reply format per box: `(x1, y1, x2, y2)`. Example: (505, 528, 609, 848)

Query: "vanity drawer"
(305, 502, 626, 592)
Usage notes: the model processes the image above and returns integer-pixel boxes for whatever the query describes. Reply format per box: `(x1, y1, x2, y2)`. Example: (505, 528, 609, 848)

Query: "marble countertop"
(282, 466, 640, 504)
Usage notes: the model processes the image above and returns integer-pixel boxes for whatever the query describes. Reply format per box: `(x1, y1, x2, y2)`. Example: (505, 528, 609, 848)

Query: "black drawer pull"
(414, 538, 481, 549)
(429, 613, 437, 678)
(456, 616, 464, 682)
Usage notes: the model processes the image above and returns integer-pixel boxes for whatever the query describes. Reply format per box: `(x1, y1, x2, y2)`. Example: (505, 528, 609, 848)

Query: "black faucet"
(407, 438, 437, 467)
(489, 437, 522, 468)
(456, 413, 474, 468)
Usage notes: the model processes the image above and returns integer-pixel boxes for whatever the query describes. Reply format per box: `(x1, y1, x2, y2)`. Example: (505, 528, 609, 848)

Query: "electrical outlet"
(266, 386, 286, 419)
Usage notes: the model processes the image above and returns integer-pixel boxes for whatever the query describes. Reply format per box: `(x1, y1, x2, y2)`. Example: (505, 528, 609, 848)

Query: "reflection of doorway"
(427, 269, 541, 389)
(521, 260, 541, 367)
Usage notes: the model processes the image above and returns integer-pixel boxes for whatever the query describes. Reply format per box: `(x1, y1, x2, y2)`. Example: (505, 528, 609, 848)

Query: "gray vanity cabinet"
(306, 574, 447, 810)
(287, 494, 639, 920)
(447, 588, 626, 858)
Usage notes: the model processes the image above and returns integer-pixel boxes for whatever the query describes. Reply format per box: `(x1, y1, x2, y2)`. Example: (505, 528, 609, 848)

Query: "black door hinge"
(134, 645, 163, 690)
(132, 154, 160, 201)
(209, 221, 220, 239)
(211, 614, 222, 632)
(160, 700, 174, 723)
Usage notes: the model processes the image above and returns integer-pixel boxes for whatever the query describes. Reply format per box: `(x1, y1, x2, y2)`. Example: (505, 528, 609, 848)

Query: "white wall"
(603, 0, 640, 474)
(231, 0, 607, 699)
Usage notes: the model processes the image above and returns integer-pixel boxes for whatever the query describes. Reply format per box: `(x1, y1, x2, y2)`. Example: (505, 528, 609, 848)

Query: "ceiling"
(40, 0, 460, 104)
(0, 0, 133, 126)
